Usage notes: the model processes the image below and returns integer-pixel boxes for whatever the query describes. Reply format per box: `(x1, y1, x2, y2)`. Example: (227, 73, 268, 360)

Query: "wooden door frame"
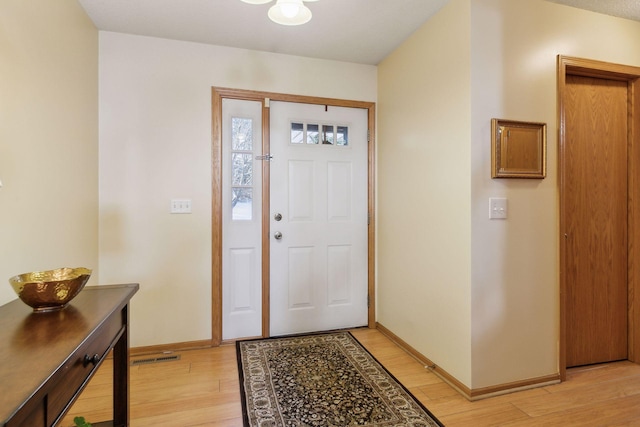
(211, 87, 377, 345)
(558, 56, 640, 380)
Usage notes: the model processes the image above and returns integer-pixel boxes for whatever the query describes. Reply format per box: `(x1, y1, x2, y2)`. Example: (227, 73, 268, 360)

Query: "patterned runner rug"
(236, 331, 444, 426)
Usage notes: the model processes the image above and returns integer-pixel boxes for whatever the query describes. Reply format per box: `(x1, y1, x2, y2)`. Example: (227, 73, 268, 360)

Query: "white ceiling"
(547, 0, 640, 22)
(78, 0, 448, 65)
(78, 0, 640, 66)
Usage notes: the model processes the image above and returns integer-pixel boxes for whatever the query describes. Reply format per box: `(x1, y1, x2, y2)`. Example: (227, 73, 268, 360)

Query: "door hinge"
(367, 130, 370, 143)
(256, 154, 273, 161)
(265, 97, 270, 108)
(367, 294, 370, 308)
(367, 212, 371, 225)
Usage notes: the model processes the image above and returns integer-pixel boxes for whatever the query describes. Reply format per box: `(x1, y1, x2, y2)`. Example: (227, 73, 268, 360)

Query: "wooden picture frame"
(491, 119, 546, 179)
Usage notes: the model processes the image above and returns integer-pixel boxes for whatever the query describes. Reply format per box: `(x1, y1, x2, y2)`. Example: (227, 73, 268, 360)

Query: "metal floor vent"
(131, 354, 181, 366)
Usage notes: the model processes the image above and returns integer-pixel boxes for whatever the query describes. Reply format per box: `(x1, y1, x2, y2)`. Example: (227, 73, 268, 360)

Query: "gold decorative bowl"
(9, 267, 92, 312)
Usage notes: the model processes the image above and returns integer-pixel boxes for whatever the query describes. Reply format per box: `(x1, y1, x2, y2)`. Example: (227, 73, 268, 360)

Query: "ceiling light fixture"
(241, 0, 319, 26)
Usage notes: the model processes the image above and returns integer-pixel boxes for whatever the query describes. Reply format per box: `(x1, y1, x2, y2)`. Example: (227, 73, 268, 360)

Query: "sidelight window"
(231, 117, 254, 220)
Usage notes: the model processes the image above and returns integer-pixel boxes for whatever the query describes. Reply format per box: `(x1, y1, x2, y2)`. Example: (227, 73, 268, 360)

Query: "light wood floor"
(62, 328, 640, 426)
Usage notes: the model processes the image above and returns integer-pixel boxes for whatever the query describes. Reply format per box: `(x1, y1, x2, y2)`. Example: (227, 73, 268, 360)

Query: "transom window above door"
(290, 122, 349, 146)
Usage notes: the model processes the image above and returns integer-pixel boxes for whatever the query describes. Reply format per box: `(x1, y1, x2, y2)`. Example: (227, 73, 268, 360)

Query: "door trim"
(558, 56, 640, 380)
(211, 87, 376, 345)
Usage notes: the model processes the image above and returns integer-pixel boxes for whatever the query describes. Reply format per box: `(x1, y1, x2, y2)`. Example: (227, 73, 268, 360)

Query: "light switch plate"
(171, 199, 192, 214)
(489, 197, 507, 219)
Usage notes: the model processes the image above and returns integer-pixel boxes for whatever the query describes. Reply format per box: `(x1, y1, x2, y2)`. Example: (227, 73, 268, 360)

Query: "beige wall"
(377, 0, 473, 386)
(98, 32, 377, 347)
(470, 0, 640, 389)
(0, 0, 99, 306)
(378, 0, 640, 391)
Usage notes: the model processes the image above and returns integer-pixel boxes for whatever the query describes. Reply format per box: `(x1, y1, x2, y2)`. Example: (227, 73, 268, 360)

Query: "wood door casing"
(210, 88, 377, 345)
(564, 74, 629, 367)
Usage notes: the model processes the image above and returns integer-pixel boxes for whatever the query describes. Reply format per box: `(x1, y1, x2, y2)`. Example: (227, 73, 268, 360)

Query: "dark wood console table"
(0, 284, 139, 427)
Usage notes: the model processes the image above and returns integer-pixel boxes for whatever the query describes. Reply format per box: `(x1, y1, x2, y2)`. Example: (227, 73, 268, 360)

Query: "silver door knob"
(274, 213, 282, 221)
(274, 231, 283, 240)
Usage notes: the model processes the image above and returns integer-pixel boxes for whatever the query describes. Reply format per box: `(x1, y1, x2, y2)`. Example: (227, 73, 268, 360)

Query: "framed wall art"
(491, 118, 546, 179)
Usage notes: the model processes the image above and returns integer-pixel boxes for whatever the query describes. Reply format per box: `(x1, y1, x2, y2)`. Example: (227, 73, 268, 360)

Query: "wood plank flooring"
(62, 328, 640, 426)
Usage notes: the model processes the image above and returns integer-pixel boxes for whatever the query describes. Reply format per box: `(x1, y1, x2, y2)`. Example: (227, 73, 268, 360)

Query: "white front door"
(269, 101, 369, 336)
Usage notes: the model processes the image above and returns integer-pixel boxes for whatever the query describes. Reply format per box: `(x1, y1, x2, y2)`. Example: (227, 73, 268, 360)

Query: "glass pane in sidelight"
(232, 117, 253, 151)
(336, 126, 348, 146)
(291, 122, 304, 144)
(322, 125, 334, 145)
(232, 153, 253, 186)
(307, 124, 319, 144)
(232, 188, 253, 221)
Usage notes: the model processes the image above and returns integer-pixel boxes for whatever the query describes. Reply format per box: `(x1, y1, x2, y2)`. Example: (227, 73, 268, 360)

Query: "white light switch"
(170, 199, 192, 214)
(489, 198, 507, 219)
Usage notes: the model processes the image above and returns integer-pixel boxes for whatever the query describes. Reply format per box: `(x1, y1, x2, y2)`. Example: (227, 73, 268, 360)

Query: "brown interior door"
(564, 74, 629, 367)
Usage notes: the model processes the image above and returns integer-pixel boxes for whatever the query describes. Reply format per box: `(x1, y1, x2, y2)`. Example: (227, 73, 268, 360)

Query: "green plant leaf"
(73, 416, 92, 427)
